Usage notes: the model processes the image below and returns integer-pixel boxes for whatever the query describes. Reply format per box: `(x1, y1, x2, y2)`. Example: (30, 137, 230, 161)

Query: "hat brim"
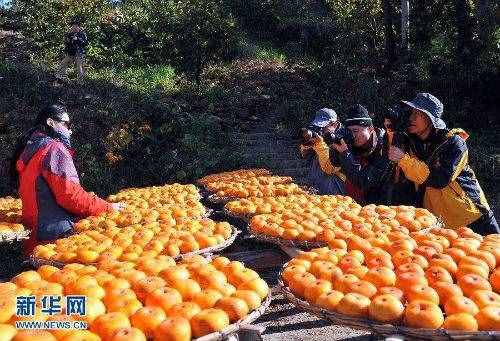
(311, 118, 331, 128)
(401, 100, 446, 129)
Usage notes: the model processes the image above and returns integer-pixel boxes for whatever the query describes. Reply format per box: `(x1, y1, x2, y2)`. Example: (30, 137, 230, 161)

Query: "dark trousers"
(469, 211, 500, 235)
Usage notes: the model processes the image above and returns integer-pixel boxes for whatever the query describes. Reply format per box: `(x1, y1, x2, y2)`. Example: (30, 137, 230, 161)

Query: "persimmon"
(442, 313, 478, 331)
(336, 293, 371, 318)
(368, 294, 404, 323)
(190, 309, 230, 338)
(404, 301, 444, 329)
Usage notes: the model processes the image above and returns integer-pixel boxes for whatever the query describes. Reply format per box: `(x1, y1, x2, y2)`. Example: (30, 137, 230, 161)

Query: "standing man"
(55, 18, 88, 82)
(331, 104, 415, 205)
(388, 93, 499, 234)
(299, 108, 346, 195)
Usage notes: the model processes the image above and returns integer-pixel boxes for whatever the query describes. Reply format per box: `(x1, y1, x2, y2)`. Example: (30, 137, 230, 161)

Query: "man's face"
(348, 125, 372, 147)
(407, 108, 431, 135)
(322, 120, 339, 134)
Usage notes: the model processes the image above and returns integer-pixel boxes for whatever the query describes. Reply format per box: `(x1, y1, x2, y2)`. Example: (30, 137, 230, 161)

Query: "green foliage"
(10, 0, 238, 79)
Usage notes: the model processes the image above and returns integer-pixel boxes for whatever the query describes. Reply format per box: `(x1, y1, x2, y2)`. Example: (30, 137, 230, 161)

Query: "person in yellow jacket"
(388, 93, 499, 235)
(299, 108, 346, 195)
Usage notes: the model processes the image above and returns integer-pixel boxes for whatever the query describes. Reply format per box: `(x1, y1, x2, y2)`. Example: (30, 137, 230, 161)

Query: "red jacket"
(16, 132, 111, 253)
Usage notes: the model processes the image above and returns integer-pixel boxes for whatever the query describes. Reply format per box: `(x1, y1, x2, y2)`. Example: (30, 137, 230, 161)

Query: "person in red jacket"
(11, 104, 124, 253)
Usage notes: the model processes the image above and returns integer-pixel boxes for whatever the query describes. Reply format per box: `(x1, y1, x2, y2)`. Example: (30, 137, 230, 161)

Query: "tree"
(382, 0, 396, 67)
(400, 0, 410, 55)
(455, 0, 474, 64)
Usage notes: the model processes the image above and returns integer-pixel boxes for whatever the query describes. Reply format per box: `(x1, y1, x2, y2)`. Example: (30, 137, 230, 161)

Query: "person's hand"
(332, 139, 348, 153)
(110, 202, 126, 211)
(388, 146, 405, 162)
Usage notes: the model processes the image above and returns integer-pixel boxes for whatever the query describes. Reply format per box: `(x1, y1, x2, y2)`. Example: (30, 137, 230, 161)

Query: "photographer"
(299, 108, 346, 195)
(55, 18, 88, 82)
(388, 93, 499, 234)
(331, 104, 415, 205)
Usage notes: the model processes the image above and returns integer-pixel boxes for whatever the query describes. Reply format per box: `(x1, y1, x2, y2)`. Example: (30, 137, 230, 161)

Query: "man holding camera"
(55, 18, 88, 82)
(331, 104, 415, 205)
(299, 108, 347, 195)
(388, 93, 499, 234)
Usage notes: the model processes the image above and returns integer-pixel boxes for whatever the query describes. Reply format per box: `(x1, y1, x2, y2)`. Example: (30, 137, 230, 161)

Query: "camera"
(323, 128, 352, 146)
(300, 125, 322, 144)
(385, 104, 409, 132)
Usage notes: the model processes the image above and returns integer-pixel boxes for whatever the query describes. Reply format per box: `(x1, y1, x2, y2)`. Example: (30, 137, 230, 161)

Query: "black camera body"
(323, 128, 353, 146)
(386, 104, 409, 132)
(300, 125, 322, 144)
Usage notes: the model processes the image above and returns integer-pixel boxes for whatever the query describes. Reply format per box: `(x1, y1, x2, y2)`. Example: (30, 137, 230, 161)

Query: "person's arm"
(311, 139, 346, 181)
(338, 150, 393, 190)
(41, 143, 112, 217)
(78, 32, 88, 47)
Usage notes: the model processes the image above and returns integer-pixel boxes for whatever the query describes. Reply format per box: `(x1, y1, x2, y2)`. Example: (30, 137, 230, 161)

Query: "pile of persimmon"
(282, 227, 500, 331)
(198, 169, 272, 186)
(360, 204, 439, 231)
(225, 194, 357, 217)
(107, 184, 202, 209)
(0, 255, 270, 340)
(74, 203, 207, 233)
(204, 176, 293, 193)
(0, 196, 22, 224)
(34, 218, 234, 264)
(212, 182, 308, 199)
(249, 203, 441, 245)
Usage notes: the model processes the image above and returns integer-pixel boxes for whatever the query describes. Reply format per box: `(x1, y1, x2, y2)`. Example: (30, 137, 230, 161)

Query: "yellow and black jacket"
(398, 128, 491, 229)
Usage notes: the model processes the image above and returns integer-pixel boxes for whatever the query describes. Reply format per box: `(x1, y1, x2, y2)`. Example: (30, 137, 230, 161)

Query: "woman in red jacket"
(11, 104, 123, 253)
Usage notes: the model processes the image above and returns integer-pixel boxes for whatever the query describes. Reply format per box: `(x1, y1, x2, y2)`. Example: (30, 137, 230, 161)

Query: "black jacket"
(64, 31, 88, 56)
(338, 128, 416, 205)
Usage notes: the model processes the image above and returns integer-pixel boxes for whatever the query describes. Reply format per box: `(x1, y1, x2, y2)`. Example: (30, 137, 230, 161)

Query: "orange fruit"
(130, 306, 166, 338)
(377, 286, 404, 301)
(489, 267, 500, 293)
(214, 297, 249, 322)
(442, 313, 478, 331)
(348, 281, 378, 299)
(458, 274, 492, 297)
(475, 306, 500, 330)
(132, 276, 166, 302)
(457, 264, 490, 280)
(153, 316, 191, 341)
(396, 272, 428, 292)
(12, 271, 42, 287)
(406, 285, 440, 305)
(469, 290, 500, 308)
(167, 302, 202, 321)
(0, 298, 15, 323)
(368, 294, 404, 323)
(315, 291, 344, 310)
(83, 297, 106, 324)
(425, 266, 453, 285)
(159, 267, 190, 284)
(238, 278, 269, 299)
(37, 265, 60, 280)
(396, 263, 425, 276)
(232, 290, 262, 311)
(364, 267, 396, 289)
(404, 301, 444, 329)
(333, 274, 359, 293)
(468, 250, 496, 270)
(192, 289, 224, 309)
(110, 327, 146, 341)
(304, 279, 333, 303)
(12, 330, 56, 341)
(59, 330, 100, 341)
(190, 309, 230, 338)
(428, 254, 457, 275)
(90, 312, 131, 341)
(145, 287, 183, 312)
(0, 324, 17, 340)
(444, 296, 479, 315)
(282, 265, 307, 285)
(445, 247, 467, 264)
(431, 281, 463, 304)
(336, 293, 371, 318)
(168, 278, 202, 301)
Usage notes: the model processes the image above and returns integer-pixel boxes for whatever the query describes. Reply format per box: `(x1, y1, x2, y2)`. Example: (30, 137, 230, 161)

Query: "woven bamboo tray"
(0, 230, 30, 243)
(29, 227, 241, 269)
(278, 262, 500, 341)
(193, 291, 272, 341)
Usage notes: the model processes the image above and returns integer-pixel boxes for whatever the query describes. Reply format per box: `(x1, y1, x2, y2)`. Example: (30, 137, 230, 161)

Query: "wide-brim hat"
(402, 93, 446, 129)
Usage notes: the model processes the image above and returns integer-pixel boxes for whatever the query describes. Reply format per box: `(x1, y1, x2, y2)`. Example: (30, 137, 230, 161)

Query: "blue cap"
(402, 93, 446, 129)
(311, 108, 338, 128)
